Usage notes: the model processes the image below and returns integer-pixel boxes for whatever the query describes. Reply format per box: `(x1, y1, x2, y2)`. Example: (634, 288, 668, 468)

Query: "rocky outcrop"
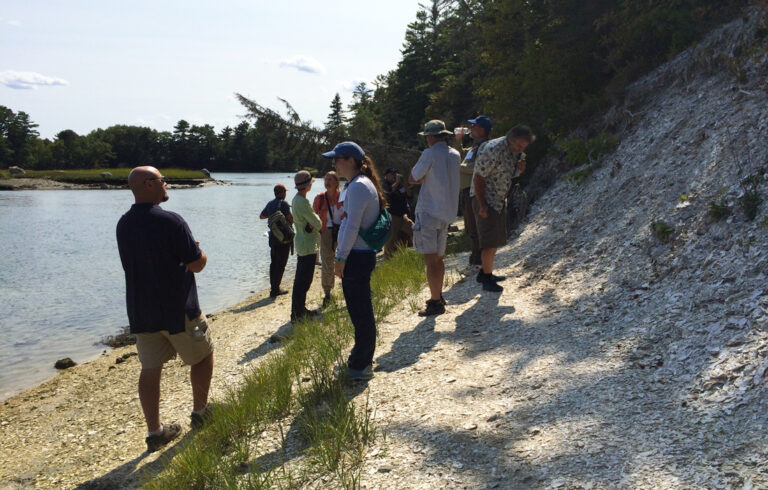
(8, 166, 25, 176)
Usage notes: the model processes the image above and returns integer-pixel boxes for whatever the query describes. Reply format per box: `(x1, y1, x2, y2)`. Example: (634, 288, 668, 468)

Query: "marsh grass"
(144, 248, 426, 489)
(0, 168, 207, 182)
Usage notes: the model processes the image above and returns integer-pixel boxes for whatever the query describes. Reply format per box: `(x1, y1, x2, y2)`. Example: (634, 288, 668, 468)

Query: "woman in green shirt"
(291, 170, 322, 322)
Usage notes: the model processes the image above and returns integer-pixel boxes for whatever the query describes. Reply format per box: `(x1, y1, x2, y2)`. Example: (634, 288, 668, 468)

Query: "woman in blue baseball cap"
(322, 141, 386, 381)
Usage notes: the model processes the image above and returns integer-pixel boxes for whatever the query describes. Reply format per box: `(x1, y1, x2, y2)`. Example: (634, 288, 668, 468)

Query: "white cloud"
(0, 70, 68, 90)
(6, 19, 21, 27)
(278, 55, 326, 75)
(342, 78, 369, 91)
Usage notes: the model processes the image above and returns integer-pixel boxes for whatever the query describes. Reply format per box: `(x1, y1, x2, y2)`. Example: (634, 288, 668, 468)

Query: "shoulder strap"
(324, 192, 335, 221)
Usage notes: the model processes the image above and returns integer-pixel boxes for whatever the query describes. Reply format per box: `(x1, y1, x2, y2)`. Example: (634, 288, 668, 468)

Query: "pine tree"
(325, 93, 346, 141)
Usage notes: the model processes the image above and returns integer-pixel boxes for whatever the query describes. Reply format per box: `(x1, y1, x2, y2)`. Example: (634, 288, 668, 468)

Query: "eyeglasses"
(145, 176, 167, 184)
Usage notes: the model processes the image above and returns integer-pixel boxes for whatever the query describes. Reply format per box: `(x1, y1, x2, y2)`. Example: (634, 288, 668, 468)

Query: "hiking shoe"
(322, 295, 332, 308)
(145, 423, 181, 453)
(347, 364, 374, 381)
(270, 289, 288, 297)
(440, 295, 447, 306)
(476, 272, 506, 283)
(418, 299, 445, 316)
(482, 280, 504, 292)
(190, 404, 215, 430)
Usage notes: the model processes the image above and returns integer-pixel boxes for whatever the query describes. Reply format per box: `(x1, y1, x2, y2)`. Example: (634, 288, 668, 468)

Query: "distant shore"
(0, 177, 221, 191)
(0, 168, 220, 191)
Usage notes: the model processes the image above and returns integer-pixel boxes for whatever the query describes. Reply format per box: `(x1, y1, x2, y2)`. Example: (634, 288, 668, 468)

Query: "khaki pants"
(320, 227, 337, 296)
(384, 214, 414, 257)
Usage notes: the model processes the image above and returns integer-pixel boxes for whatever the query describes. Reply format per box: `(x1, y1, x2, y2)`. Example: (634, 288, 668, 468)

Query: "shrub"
(653, 221, 674, 243)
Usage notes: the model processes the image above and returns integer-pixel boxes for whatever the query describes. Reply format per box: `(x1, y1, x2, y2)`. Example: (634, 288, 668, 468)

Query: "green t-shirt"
(291, 193, 322, 256)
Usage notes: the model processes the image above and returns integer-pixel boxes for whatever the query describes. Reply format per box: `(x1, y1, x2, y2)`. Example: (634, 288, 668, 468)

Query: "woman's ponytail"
(357, 156, 387, 211)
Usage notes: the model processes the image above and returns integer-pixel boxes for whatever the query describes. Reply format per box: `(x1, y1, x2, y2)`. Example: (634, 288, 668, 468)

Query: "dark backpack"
(268, 210, 295, 244)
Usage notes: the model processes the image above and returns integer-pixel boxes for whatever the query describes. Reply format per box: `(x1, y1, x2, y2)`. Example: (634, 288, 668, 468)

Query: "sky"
(0, 0, 421, 139)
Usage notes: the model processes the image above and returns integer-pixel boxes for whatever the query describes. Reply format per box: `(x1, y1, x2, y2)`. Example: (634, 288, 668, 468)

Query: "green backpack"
(359, 208, 391, 250)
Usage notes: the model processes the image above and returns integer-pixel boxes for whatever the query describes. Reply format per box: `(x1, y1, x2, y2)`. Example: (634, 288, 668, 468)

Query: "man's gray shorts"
(412, 212, 449, 256)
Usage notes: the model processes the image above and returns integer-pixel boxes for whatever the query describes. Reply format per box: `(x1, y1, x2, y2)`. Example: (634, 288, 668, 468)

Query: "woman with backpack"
(323, 141, 387, 380)
(312, 171, 343, 308)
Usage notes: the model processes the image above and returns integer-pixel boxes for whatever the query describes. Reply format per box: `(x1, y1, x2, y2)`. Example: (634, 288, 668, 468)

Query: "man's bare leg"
(481, 248, 497, 276)
(424, 253, 445, 301)
(190, 352, 213, 412)
(139, 367, 163, 432)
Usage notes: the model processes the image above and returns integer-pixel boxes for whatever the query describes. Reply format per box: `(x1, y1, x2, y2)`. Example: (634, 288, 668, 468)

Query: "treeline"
(1, 0, 751, 172)
(0, 105, 306, 172)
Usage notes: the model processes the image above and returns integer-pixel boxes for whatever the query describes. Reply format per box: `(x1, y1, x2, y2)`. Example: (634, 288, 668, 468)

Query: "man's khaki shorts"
(135, 314, 214, 369)
(412, 212, 449, 256)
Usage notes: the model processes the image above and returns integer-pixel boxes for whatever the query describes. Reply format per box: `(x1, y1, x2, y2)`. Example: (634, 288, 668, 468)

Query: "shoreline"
(0, 268, 323, 488)
(0, 274, 286, 404)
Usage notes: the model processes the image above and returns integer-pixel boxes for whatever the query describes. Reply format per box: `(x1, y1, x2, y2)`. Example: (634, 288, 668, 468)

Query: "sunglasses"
(332, 155, 352, 163)
(145, 176, 167, 183)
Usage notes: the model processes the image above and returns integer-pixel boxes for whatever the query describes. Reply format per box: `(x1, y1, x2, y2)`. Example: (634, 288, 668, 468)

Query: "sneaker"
(482, 280, 504, 292)
(440, 295, 447, 306)
(145, 423, 182, 452)
(190, 404, 215, 430)
(418, 299, 446, 316)
(347, 364, 374, 381)
(270, 289, 288, 297)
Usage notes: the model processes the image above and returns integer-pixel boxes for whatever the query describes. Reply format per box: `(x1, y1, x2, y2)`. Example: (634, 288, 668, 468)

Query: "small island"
(0, 167, 215, 191)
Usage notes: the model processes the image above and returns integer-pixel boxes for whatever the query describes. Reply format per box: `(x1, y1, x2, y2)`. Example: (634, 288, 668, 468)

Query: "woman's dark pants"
(342, 251, 377, 370)
(292, 253, 316, 318)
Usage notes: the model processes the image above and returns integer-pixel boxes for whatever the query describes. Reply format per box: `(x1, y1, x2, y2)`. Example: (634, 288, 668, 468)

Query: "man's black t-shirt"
(116, 203, 202, 335)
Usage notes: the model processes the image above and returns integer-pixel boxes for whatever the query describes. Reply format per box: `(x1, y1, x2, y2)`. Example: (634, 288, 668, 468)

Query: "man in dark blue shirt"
(116, 166, 214, 452)
(260, 184, 293, 297)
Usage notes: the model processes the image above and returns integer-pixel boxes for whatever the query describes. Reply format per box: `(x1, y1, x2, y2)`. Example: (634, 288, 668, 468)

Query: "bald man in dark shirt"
(117, 166, 214, 452)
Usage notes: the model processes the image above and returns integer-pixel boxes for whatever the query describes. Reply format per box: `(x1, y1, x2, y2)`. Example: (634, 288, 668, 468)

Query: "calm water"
(0, 173, 324, 400)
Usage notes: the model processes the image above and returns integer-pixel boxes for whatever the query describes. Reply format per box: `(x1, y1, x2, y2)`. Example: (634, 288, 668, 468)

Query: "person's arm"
(171, 218, 207, 273)
(296, 199, 323, 231)
(186, 250, 207, 273)
(409, 151, 431, 185)
(281, 201, 294, 224)
(335, 183, 368, 262)
(259, 203, 269, 220)
(473, 153, 491, 218)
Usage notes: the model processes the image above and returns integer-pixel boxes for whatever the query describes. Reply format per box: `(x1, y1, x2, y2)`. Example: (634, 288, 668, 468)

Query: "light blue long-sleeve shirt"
(336, 174, 380, 260)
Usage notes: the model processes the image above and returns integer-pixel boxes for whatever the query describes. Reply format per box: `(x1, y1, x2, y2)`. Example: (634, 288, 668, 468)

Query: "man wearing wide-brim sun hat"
(409, 119, 461, 317)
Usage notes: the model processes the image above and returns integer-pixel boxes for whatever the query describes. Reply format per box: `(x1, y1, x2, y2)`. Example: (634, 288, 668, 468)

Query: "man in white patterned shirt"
(472, 125, 535, 292)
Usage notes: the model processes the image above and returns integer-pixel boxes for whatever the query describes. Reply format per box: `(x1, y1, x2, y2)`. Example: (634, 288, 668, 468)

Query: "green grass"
(0, 168, 208, 183)
(143, 248, 426, 489)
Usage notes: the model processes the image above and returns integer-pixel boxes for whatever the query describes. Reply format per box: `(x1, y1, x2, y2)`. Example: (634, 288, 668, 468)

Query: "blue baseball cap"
(467, 115, 492, 134)
(322, 141, 365, 160)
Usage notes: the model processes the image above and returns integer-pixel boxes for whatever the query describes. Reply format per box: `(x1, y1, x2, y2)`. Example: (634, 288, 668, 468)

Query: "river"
(0, 173, 324, 400)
